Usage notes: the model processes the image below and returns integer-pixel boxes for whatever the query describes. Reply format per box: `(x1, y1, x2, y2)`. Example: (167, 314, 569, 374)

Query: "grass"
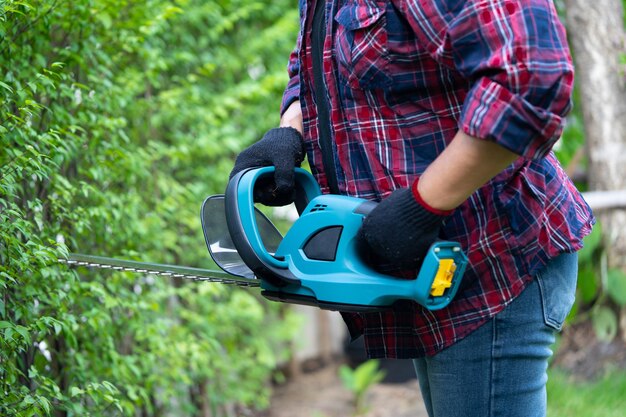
(547, 368, 626, 417)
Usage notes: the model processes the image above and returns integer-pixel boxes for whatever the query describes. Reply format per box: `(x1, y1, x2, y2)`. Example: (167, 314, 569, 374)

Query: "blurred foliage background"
(1, 0, 625, 416)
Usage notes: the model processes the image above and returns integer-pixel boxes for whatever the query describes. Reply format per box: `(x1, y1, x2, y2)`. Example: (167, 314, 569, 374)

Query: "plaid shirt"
(281, 0, 594, 358)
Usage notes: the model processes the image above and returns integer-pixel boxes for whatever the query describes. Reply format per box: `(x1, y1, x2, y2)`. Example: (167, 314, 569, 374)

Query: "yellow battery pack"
(430, 259, 457, 297)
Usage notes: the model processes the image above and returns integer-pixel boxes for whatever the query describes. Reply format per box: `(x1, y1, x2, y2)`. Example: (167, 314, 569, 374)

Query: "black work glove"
(229, 127, 305, 206)
(357, 181, 452, 274)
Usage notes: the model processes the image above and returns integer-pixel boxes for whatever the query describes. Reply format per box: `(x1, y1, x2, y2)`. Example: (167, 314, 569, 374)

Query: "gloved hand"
(230, 127, 305, 206)
(357, 180, 453, 273)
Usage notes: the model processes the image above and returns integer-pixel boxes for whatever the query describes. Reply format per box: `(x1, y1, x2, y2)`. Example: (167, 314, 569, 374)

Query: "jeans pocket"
(535, 252, 578, 331)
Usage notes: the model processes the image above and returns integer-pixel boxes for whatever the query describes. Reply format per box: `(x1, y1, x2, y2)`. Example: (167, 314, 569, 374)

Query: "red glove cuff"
(411, 178, 455, 216)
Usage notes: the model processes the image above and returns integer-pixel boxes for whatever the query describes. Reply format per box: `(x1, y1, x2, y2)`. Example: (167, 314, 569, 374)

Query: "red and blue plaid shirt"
(281, 0, 594, 358)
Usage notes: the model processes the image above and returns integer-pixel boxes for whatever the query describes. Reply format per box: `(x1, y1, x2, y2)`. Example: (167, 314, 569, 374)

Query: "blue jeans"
(412, 252, 578, 417)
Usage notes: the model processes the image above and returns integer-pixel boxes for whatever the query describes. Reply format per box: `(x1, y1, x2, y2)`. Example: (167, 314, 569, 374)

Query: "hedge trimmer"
(62, 167, 468, 312)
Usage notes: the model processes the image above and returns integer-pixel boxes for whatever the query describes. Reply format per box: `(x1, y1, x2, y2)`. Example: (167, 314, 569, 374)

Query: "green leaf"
(353, 360, 385, 393)
(15, 325, 31, 344)
(0, 80, 13, 93)
(339, 364, 355, 390)
(101, 380, 119, 394)
(38, 396, 51, 415)
(607, 268, 626, 306)
(97, 13, 112, 29)
(592, 306, 618, 342)
(578, 223, 602, 264)
(53, 321, 62, 335)
(13, 1, 34, 11)
(577, 266, 599, 303)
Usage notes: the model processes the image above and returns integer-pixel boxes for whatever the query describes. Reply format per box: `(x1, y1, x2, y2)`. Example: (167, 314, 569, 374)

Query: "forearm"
(418, 130, 519, 211)
(280, 100, 303, 135)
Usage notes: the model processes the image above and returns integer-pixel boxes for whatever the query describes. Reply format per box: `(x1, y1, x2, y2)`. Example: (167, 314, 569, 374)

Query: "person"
(230, 1, 594, 416)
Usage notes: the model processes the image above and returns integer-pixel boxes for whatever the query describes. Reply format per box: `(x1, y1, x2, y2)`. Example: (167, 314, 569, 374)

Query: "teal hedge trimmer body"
(201, 167, 468, 312)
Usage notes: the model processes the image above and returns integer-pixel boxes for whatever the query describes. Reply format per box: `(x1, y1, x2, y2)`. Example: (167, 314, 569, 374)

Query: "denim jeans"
(412, 252, 578, 417)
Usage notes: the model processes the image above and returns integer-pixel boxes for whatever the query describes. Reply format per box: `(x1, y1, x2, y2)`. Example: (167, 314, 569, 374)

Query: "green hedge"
(0, 0, 300, 415)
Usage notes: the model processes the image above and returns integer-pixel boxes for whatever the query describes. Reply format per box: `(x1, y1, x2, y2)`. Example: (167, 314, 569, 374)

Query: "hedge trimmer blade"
(60, 253, 260, 287)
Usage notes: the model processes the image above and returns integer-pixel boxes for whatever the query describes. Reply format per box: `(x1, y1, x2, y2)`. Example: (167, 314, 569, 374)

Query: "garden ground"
(260, 361, 427, 417)
(257, 320, 626, 417)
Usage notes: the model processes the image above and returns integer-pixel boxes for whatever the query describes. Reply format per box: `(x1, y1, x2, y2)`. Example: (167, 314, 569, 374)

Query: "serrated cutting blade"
(60, 253, 260, 287)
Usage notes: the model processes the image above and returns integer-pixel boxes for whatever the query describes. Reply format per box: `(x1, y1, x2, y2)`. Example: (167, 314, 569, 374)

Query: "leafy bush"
(1, 0, 300, 415)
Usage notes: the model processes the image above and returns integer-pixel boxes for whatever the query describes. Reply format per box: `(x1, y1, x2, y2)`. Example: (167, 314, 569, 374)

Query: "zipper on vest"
(311, 0, 340, 194)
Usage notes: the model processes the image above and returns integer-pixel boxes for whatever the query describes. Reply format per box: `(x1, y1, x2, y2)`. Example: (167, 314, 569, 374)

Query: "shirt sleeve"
(395, 0, 574, 159)
(280, 38, 302, 116)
